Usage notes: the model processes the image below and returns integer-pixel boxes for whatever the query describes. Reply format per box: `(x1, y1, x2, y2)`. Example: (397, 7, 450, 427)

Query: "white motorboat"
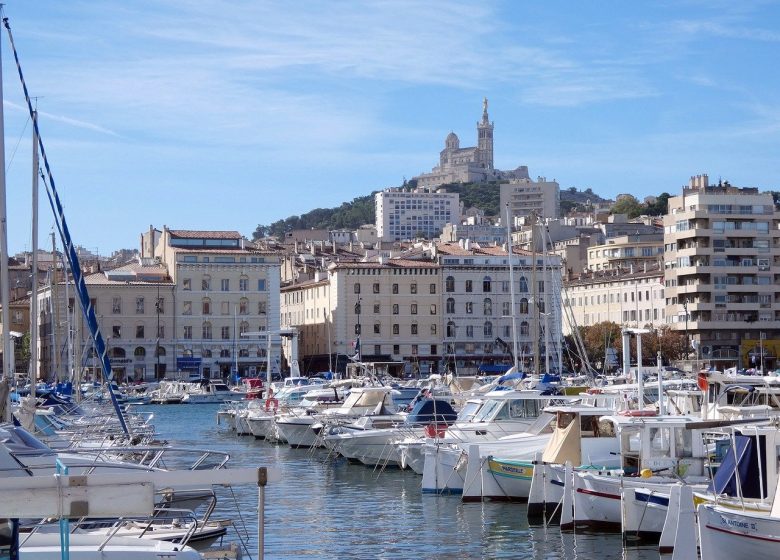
(182, 381, 245, 404)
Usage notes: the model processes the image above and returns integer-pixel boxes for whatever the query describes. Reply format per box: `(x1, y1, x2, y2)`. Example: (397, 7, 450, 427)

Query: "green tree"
(611, 195, 643, 218)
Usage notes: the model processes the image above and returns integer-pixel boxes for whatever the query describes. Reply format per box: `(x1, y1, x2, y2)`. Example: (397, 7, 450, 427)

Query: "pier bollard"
(258, 467, 268, 560)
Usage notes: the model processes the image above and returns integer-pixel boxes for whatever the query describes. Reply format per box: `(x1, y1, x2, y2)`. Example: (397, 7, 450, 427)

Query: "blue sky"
(1, 0, 779, 255)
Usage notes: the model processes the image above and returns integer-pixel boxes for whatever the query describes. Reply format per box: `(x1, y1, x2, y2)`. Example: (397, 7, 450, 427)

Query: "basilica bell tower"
(477, 97, 494, 170)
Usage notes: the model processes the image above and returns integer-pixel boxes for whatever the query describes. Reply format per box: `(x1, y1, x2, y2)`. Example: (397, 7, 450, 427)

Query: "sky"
(1, 0, 779, 255)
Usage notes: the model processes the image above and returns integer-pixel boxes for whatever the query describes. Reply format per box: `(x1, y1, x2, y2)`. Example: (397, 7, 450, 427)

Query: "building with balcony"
(500, 175, 560, 222)
(563, 265, 666, 336)
(586, 233, 664, 271)
(663, 174, 780, 368)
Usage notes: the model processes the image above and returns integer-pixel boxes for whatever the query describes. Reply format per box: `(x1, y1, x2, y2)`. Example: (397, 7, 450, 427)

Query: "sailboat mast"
(30, 111, 39, 395)
(530, 214, 540, 376)
(542, 222, 550, 374)
(505, 204, 519, 371)
(0, 15, 11, 394)
(51, 231, 60, 380)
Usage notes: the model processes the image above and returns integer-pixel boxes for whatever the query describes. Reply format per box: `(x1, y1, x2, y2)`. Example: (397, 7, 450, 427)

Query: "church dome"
(445, 132, 460, 150)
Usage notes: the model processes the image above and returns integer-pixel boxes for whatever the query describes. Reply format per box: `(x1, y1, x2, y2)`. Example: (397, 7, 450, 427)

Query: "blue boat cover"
(709, 435, 765, 499)
(406, 399, 458, 425)
(479, 364, 512, 374)
(497, 371, 525, 383)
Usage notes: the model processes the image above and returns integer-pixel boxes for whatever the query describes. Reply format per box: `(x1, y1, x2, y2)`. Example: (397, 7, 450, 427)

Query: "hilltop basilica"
(413, 98, 530, 189)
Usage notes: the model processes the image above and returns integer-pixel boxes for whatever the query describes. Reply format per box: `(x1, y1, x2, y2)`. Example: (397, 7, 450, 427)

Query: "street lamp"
(682, 300, 689, 361)
(354, 298, 362, 363)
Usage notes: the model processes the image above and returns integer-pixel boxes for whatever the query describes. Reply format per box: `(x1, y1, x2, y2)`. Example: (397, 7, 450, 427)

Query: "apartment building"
(38, 228, 282, 382)
(563, 265, 666, 336)
(586, 233, 664, 271)
(500, 176, 560, 222)
(663, 175, 780, 368)
(374, 187, 460, 242)
(437, 241, 562, 375)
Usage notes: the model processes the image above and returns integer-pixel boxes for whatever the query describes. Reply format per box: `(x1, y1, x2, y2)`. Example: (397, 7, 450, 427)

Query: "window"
(466, 301, 473, 314)
(392, 284, 399, 294)
(354, 283, 361, 294)
(183, 278, 191, 291)
(222, 326, 231, 340)
(221, 279, 230, 291)
(446, 321, 456, 338)
(240, 321, 249, 336)
(446, 298, 455, 313)
(136, 325, 144, 339)
(502, 302, 511, 316)
(157, 325, 164, 338)
(430, 283, 436, 294)
(202, 275, 211, 291)
(466, 325, 474, 338)
(239, 298, 249, 315)
(136, 297, 145, 314)
(355, 324, 362, 335)
(483, 276, 492, 292)
(373, 303, 380, 314)
(374, 323, 381, 334)
(411, 344, 418, 356)
(239, 276, 248, 291)
(466, 280, 473, 292)
(393, 304, 399, 315)
(257, 279, 266, 291)
(411, 323, 418, 335)
(393, 324, 399, 335)
(134, 346, 145, 358)
(220, 349, 230, 358)
(483, 321, 493, 337)
(520, 321, 529, 335)
(221, 301, 229, 315)
(502, 281, 509, 293)
(483, 298, 492, 315)
(431, 344, 437, 355)
(239, 348, 249, 358)
(431, 324, 437, 335)
(155, 298, 164, 314)
(258, 301, 267, 315)
(373, 283, 380, 294)
(411, 304, 418, 315)
(430, 304, 437, 315)
(374, 345, 381, 355)
(112, 325, 121, 338)
(202, 298, 211, 315)
(183, 325, 192, 339)
(445, 276, 455, 292)
(393, 344, 400, 354)
(202, 322, 212, 339)
(410, 283, 417, 294)
(519, 277, 528, 293)
(112, 297, 121, 314)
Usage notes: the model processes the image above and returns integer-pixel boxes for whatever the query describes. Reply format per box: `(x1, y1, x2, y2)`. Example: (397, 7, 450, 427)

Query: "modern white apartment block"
(374, 187, 460, 242)
(663, 175, 780, 369)
(500, 176, 560, 221)
(563, 266, 666, 336)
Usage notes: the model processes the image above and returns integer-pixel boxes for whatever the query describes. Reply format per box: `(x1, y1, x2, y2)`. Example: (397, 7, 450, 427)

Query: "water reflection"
(146, 405, 660, 559)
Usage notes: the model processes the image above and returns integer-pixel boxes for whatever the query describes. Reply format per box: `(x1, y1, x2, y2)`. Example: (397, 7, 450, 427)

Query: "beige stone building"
(37, 228, 282, 382)
(563, 266, 666, 336)
(663, 175, 780, 368)
(586, 233, 664, 271)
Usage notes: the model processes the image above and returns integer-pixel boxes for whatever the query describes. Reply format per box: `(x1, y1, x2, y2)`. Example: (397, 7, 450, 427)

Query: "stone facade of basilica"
(413, 98, 530, 188)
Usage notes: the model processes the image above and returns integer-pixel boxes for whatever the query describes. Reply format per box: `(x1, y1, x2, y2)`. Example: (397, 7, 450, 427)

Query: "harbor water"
(148, 403, 663, 559)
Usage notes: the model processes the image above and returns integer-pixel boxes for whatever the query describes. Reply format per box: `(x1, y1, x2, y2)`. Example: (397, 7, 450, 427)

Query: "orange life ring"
(265, 397, 279, 413)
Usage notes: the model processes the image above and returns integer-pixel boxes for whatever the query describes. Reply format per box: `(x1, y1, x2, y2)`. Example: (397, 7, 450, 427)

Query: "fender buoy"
(697, 372, 709, 392)
(265, 397, 278, 413)
(424, 423, 446, 438)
